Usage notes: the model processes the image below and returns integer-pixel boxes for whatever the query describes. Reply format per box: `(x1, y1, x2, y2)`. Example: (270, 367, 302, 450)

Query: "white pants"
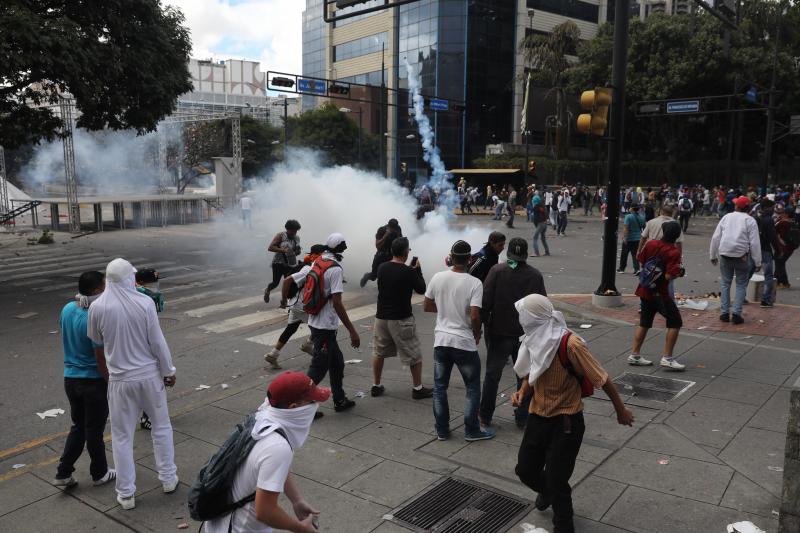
(108, 377, 177, 497)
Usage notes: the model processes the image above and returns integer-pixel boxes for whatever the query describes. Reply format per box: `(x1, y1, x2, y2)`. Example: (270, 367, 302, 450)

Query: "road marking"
(167, 287, 251, 308)
(0, 252, 106, 272)
(27, 260, 175, 292)
(186, 296, 266, 318)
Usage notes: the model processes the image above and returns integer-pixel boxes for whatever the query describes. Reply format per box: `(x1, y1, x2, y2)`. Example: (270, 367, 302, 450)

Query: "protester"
(480, 238, 546, 429)
(506, 186, 517, 228)
(512, 294, 633, 533)
(240, 195, 252, 229)
(556, 189, 570, 235)
(424, 240, 495, 442)
(264, 220, 302, 303)
(88, 258, 178, 510)
(709, 196, 762, 325)
(531, 195, 550, 257)
(203, 372, 325, 533)
(53, 271, 116, 488)
(776, 205, 797, 288)
(618, 205, 645, 275)
(360, 218, 403, 287)
(134, 267, 165, 431)
(468, 231, 506, 283)
(371, 237, 432, 399)
(638, 205, 684, 255)
(628, 221, 687, 370)
(678, 194, 693, 232)
(756, 199, 780, 308)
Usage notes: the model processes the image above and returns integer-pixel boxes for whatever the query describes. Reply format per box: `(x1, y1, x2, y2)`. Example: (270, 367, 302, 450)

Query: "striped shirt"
(528, 335, 609, 417)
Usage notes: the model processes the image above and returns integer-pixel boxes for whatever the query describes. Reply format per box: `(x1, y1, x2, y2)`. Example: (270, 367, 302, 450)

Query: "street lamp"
(339, 107, 363, 164)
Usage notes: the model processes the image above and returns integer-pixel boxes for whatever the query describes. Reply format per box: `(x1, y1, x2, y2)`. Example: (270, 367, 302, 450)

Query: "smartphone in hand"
(410, 256, 418, 268)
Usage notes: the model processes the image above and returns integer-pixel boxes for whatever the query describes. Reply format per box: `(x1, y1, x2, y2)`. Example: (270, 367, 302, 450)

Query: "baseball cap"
(507, 238, 528, 262)
(733, 196, 752, 209)
(326, 233, 346, 250)
(267, 371, 331, 407)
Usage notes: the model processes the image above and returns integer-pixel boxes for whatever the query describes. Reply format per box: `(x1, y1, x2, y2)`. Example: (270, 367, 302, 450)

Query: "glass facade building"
(302, 0, 326, 111)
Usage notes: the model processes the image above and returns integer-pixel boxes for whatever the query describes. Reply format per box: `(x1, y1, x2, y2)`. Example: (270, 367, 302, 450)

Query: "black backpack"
(680, 198, 692, 212)
(187, 414, 289, 524)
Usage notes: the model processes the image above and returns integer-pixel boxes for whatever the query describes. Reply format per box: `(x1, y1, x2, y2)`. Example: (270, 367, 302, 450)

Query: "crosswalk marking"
(1, 259, 122, 283)
(26, 260, 175, 292)
(186, 295, 265, 318)
(0, 252, 106, 272)
(167, 287, 251, 309)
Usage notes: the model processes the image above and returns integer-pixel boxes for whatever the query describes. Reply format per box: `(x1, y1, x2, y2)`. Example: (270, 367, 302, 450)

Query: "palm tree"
(520, 21, 581, 160)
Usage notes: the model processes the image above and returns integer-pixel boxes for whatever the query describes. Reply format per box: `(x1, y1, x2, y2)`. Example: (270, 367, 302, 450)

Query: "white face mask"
(253, 401, 319, 450)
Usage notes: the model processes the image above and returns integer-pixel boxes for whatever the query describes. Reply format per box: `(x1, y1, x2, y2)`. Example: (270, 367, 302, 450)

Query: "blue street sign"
(429, 98, 449, 111)
(746, 87, 757, 103)
(666, 100, 700, 114)
(298, 78, 326, 95)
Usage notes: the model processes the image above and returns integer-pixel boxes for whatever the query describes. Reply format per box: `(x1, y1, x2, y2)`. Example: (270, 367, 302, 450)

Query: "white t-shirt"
(204, 433, 293, 533)
(425, 270, 482, 352)
(291, 254, 343, 330)
(240, 197, 252, 210)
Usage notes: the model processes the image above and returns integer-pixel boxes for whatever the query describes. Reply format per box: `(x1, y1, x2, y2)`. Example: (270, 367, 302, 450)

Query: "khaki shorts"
(372, 317, 422, 365)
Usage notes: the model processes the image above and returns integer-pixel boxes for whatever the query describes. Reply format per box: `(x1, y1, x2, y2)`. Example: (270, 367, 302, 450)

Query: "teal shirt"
(624, 212, 645, 242)
(60, 301, 102, 379)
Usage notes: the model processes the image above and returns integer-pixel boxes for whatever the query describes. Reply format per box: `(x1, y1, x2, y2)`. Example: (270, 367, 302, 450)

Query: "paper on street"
(727, 521, 765, 533)
(36, 408, 65, 419)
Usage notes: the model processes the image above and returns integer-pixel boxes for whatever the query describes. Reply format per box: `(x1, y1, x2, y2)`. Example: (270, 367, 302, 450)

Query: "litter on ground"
(15, 312, 38, 320)
(354, 391, 366, 398)
(36, 408, 65, 419)
(195, 385, 211, 391)
(726, 521, 766, 533)
(579, 324, 592, 329)
(221, 384, 229, 390)
(344, 359, 362, 364)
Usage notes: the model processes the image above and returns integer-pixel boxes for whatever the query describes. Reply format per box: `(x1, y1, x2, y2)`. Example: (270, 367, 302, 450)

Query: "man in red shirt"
(627, 221, 686, 371)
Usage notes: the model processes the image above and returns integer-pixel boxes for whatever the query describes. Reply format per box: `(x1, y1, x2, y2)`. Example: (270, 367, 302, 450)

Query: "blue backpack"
(638, 255, 664, 291)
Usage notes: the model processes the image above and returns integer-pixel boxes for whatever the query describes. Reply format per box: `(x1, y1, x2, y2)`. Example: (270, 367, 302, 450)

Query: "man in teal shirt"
(53, 271, 116, 488)
(618, 204, 646, 275)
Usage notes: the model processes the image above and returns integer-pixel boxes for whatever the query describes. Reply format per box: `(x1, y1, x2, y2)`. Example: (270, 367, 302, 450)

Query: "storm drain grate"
(613, 372, 695, 402)
(388, 477, 530, 533)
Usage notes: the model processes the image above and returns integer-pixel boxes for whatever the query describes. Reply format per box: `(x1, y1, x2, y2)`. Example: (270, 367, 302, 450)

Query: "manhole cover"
(613, 372, 695, 402)
(388, 477, 530, 533)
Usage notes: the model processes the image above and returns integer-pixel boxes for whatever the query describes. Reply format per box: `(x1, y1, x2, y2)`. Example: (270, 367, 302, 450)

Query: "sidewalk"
(0, 299, 796, 533)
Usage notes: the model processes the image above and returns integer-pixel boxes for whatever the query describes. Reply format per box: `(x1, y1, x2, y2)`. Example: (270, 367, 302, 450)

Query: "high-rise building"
(181, 58, 272, 121)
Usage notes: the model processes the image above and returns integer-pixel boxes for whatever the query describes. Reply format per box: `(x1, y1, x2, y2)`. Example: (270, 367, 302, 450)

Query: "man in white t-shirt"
(204, 371, 326, 533)
(291, 233, 361, 413)
(424, 240, 495, 442)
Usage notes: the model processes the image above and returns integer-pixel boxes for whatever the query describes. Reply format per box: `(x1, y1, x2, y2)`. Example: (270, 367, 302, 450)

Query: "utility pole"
(596, 0, 630, 299)
(273, 98, 290, 155)
(762, 5, 782, 193)
(380, 41, 386, 177)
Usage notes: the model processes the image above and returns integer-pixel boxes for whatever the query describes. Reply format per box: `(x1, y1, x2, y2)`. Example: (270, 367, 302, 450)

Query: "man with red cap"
(204, 371, 328, 533)
(710, 196, 762, 324)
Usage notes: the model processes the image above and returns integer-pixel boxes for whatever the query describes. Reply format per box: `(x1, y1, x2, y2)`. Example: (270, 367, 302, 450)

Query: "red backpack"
(302, 258, 341, 315)
(558, 332, 594, 398)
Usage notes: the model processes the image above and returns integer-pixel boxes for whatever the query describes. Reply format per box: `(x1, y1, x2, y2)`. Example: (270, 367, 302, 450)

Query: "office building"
(181, 58, 272, 121)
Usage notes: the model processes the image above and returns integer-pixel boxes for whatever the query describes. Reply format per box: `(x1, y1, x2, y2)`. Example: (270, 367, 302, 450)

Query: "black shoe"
(760, 301, 774, 308)
(719, 313, 730, 322)
(732, 314, 744, 325)
(334, 398, 356, 412)
(371, 385, 385, 397)
(314, 411, 324, 420)
(535, 493, 551, 511)
(263, 288, 270, 304)
(412, 386, 433, 400)
(359, 273, 370, 288)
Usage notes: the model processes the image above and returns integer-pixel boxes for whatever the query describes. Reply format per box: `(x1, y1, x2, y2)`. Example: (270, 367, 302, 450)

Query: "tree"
(240, 116, 282, 177)
(1, 0, 193, 149)
(169, 120, 226, 193)
(520, 21, 582, 160)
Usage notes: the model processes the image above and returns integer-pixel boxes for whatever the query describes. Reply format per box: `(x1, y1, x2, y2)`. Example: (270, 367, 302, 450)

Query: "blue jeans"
(762, 250, 775, 304)
(433, 346, 481, 436)
(719, 256, 751, 316)
(533, 222, 549, 255)
(480, 336, 529, 426)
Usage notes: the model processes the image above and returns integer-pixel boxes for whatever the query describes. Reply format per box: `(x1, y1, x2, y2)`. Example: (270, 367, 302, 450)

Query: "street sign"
(298, 78, 326, 95)
(429, 98, 448, 111)
(666, 100, 700, 114)
(637, 103, 663, 115)
(745, 87, 757, 104)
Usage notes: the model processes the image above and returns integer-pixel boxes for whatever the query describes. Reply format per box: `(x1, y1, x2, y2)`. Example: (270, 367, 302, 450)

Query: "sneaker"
(334, 398, 356, 412)
(300, 341, 314, 355)
(719, 313, 730, 323)
(732, 314, 744, 325)
(627, 355, 653, 366)
(314, 411, 324, 420)
(632, 270, 640, 276)
(371, 385, 385, 397)
(437, 430, 451, 441)
(262, 288, 270, 304)
(760, 301, 774, 308)
(264, 353, 281, 370)
(162, 477, 179, 494)
(465, 428, 496, 442)
(660, 357, 686, 371)
(535, 493, 551, 511)
(616, 269, 625, 274)
(359, 273, 370, 288)
(117, 495, 136, 510)
(52, 476, 77, 488)
(412, 386, 433, 400)
(93, 469, 116, 486)
(139, 413, 151, 431)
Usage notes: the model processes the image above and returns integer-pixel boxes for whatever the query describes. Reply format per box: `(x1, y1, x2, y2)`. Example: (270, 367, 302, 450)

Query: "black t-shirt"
(376, 261, 425, 320)
(375, 225, 403, 255)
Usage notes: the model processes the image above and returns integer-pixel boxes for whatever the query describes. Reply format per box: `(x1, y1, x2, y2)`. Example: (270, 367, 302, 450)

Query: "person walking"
(512, 294, 633, 533)
(677, 195, 693, 233)
(87, 259, 178, 510)
(264, 220, 302, 303)
(479, 238, 546, 429)
(531, 195, 550, 257)
(240, 195, 252, 229)
(556, 189, 570, 236)
(370, 237, 432, 399)
(506, 187, 517, 228)
(757, 198, 780, 308)
(709, 196, 762, 325)
(424, 240, 495, 442)
(627, 221, 687, 370)
(360, 219, 403, 287)
(52, 271, 116, 488)
(618, 205, 645, 275)
(468, 231, 506, 283)
(776, 205, 797, 288)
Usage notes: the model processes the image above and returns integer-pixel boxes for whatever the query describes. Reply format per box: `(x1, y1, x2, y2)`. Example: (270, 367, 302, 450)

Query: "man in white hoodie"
(87, 258, 178, 510)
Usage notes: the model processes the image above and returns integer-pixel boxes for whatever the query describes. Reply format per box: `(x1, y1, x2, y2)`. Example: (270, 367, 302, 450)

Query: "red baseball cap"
(733, 196, 752, 209)
(267, 371, 331, 407)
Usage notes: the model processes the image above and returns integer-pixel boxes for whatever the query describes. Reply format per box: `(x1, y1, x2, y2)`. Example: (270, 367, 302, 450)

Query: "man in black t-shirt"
(360, 218, 403, 287)
(370, 237, 432, 399)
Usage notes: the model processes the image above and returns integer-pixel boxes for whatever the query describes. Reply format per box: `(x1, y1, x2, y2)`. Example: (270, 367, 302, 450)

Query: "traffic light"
(576, 87, 612, 136)
(528, 160, 536, 175)
(271, 77, 295, 88)
(336, 0, 369, 7)
(329, 84, 350, 96)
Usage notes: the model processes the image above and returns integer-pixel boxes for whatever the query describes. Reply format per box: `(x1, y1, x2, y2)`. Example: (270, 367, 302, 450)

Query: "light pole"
(340, 107, 363, 165)
(272, 98, 289, 149)
(524, 8, 534, 182)
(762, 1, 786, 193)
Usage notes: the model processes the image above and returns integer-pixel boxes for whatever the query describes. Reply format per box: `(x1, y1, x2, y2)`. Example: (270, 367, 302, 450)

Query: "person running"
(531, 194, 550, 257)
(371, 237, 432, 399)
(468, 231, 506, 283)
(709, 196, 762, 325)
(556, 189, 570, 236)
(264, 220, 302, 303)
(776, 205, 797, 288)
(265, 245, 327, 370)
(512, 294, 633, 533)
(480, 238, 546, 429)
(88, 259, 178, 510)
(52, 271, 116, 489)
(424, 240, 495, 442)
(360, 218, 403, 287)
(618, 205, 645, 275)
(628, 221, 687, 370)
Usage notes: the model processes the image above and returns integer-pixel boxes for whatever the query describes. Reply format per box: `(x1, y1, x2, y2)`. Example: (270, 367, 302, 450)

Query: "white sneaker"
(660, 357, 686, 371)
(93, 469, 116, 486)
(117, 495, 136, 510)
(52, 476, 77, 488)
(264, 351, 281, 370)
(162, 477, 179, 493)
(627, 355, 653, 366)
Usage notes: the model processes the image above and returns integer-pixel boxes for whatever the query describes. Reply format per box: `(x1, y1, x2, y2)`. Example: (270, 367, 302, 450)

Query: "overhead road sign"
(429, 98, 448, 111)
(298, 78, 326, 95)
(666, 101, 700, 114)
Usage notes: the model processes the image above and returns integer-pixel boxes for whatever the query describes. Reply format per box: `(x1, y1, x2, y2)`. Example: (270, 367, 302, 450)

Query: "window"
(527, 0, 599, 23)
(333, 32, 388, 62)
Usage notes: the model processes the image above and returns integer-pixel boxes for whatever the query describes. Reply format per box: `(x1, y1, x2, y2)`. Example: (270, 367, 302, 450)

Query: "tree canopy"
(1, 0, 193, 149)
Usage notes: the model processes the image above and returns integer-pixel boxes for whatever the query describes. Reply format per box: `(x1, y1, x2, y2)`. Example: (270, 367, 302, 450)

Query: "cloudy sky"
(167, 0, 305, 75)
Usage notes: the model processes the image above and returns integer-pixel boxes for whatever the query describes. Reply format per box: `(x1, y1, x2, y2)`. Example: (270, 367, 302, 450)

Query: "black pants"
(619, 240, 640, 272)
(367, 252, 392, 281)
(267, 264, 293, 292)
(679, 212, 691, 232)
(479, 335, 529, 426)
(776, 249, 794, 285)
(308, 327, 346, 403)
(516, 412, 585, 533)
(278, 320, 302, 344)
(57, 378, 109, 480)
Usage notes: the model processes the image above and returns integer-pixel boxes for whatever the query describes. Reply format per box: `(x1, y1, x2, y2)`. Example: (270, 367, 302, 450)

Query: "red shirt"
(636, 240, 682, 301)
